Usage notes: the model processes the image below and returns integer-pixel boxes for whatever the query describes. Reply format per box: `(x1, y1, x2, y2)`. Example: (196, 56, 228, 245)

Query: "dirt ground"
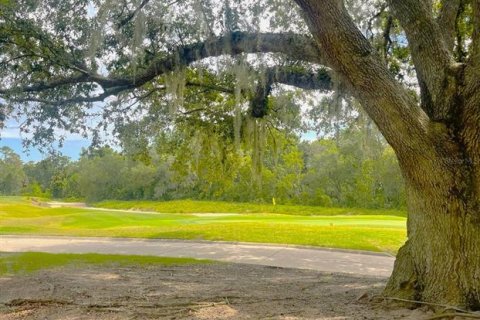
(0, 263, 437, 319)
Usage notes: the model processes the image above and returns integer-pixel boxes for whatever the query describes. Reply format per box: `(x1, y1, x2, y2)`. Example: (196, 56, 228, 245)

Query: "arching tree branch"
(388, 0, 456, 120)
(8, 86, 133, 106)
(130, 32, 324, 89)
(0, 32, 324, 98)
(268, 67, 332, 91)
(6, 68, 332, 108)
(0, 75, 89, 95)
(469, 0, 480, 70)
(437, 0, 462, 52)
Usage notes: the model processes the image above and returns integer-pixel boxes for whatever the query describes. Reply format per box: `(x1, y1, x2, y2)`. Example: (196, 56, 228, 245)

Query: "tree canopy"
(0, 0, 422, 148)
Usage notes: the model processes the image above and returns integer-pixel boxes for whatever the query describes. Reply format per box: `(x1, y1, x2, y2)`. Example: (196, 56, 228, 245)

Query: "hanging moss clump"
(250, 83, 272, 118)
(246, 117, 266, 190)
(164, 69, 186, 115)
(131, 4, 146, 79)
(88, 0, 113, 62)
(232, 61, 251, 148)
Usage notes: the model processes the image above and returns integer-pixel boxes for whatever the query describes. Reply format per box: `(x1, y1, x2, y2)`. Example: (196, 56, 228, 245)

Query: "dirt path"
(0, 263, 433, 320)
(0, 235, 394, 277)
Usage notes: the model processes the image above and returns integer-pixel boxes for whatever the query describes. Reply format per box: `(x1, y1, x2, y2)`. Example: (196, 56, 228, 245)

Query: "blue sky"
(0, 137, 91, 162)
(1, 118, 91, 161)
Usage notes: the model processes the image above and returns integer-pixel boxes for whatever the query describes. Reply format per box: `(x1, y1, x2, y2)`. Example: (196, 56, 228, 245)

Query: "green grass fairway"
(0, 197, 406, 254)
(96, 199, 407, 217)
(0, 252, 211, 276)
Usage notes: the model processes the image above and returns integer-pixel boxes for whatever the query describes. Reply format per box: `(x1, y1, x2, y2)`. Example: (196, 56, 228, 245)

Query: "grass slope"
(0, 197, 406, 254)
(0, 252, 211, 276)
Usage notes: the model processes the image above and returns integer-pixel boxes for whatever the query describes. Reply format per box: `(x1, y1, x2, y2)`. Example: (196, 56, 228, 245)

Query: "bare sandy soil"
(0, 263, 438, 320)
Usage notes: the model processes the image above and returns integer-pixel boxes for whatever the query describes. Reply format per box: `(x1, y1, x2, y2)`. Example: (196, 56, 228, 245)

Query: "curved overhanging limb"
(3, 67, 333, 108)
(0, 32, 324, 97)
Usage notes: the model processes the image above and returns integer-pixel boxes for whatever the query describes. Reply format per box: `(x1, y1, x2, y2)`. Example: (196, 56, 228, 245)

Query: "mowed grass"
(0, 252, 211, 276)
(96, 199, 407, 217)
(0, 197, 407, 254)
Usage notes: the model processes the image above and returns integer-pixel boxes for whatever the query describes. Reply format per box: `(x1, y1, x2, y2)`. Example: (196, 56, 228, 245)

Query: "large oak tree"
(1, 0, 480, 309)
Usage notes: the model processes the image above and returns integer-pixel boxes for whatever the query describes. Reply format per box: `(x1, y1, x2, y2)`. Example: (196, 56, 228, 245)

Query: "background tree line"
(0, 123, 405, 209)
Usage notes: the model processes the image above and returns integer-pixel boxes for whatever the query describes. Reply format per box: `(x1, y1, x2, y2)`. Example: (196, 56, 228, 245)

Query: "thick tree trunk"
(292, 1, 480, 308)
(293, 0, 480, 310)
(385, 156, 480, 309)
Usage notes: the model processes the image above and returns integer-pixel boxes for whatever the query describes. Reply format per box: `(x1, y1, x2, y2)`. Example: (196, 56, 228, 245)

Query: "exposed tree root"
(424, 313, 480, 319)
(372, 296, 480, 319)
(378, 296, 469, 313)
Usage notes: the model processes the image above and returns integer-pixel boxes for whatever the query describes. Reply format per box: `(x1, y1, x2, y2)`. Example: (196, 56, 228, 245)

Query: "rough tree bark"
(294, 0, 480, 309)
